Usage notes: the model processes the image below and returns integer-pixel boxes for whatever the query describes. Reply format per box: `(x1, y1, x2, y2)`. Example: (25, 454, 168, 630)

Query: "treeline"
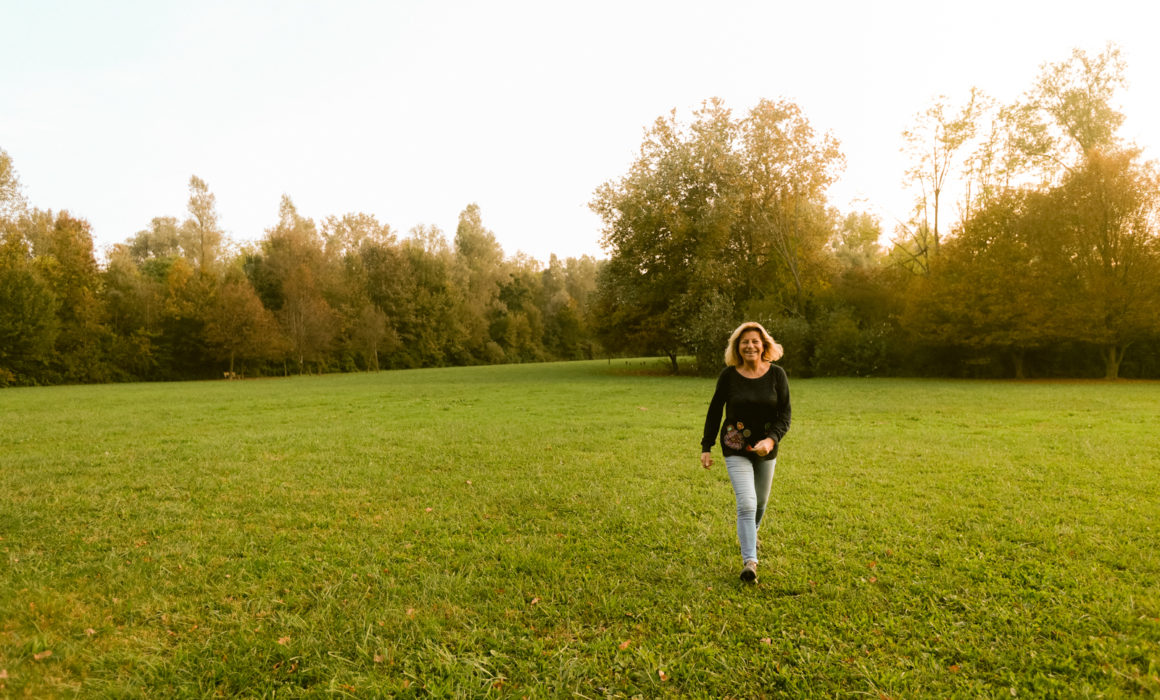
(592, 44, 1160, 380)
(4, 44, 1159, 386)
(0, 172, 602, 385)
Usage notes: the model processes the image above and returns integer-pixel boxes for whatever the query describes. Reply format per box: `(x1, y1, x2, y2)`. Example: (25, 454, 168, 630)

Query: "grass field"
(2, 360, 1158, 698)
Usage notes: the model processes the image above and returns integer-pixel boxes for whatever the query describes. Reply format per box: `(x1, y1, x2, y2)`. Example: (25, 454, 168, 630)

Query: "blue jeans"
(725, 455, 776, 564)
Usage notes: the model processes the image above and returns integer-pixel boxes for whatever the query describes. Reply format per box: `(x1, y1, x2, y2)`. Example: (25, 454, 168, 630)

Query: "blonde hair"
(724, 322, 784, 366)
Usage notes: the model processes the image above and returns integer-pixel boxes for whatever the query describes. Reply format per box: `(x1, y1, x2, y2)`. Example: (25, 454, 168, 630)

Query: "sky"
(3, 0, 1159, 264)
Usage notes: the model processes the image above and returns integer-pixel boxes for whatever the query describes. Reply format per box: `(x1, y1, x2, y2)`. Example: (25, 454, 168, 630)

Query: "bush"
(811, 309, 889, 377)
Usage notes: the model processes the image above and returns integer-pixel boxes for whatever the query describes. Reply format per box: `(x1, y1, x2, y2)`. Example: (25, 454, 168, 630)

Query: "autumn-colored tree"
(203, 269, 286, 375)
(905, 190, 1064, 378)
(0, 221, 58, 384)
(1044, 149, 1160, 378)
(179, 175, 224, 275)
(1, 148, 27, 221)
(249, 196, 338, 373)
(32, 211, 109, 382)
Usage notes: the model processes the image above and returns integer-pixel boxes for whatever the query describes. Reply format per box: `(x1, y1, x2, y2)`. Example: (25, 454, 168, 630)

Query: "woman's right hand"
(700, 452, 713, 469)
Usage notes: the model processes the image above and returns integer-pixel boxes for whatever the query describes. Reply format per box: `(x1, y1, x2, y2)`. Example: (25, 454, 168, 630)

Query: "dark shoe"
(740, 560, 757, 582)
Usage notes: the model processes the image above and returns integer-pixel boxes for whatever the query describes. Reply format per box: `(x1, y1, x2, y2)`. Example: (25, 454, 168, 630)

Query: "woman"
(701, 321, 791, 582)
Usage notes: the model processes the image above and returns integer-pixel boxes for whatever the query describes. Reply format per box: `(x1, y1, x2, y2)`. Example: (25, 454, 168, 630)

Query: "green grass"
(2, 360, 1159, 698)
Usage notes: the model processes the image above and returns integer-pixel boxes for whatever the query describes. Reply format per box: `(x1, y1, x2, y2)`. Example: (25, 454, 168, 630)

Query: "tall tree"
(0, 148, 27, 221)
(904, 190, 1063, 378)
(1046, 149, 1160, 379)
(203, 269, 285, 375)
(893, 89, 989, 274)
(180, 175, 224, 275)
(250, 196, 337, 373)
(452, 203, 507, 361)
(33, 211, 109, 381)
(997, 43, 1128, 188)
(740, 98, 845, 314)
(0, 220, 58, 384)
(592, 98, 843, 371)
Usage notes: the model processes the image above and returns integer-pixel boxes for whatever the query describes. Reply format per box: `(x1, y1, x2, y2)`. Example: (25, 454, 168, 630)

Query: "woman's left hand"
(747, 438, 775, 457)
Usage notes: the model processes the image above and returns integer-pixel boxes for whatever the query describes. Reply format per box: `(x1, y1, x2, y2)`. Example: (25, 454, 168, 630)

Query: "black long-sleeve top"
(701, 364, 791, 461)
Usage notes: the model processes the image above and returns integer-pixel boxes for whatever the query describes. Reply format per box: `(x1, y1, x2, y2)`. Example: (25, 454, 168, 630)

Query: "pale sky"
(3, 0, 1159, 263)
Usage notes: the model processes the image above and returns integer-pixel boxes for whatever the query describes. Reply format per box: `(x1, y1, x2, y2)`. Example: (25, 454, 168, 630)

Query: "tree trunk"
(228, 351, 235, 376)
(667, 352, 679, 374)
(1011, 347, 1025, 380)
(1101, 343, 1127, 380)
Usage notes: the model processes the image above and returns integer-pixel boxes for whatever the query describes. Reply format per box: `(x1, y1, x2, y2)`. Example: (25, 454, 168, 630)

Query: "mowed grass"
(1, 361, 1158, 698)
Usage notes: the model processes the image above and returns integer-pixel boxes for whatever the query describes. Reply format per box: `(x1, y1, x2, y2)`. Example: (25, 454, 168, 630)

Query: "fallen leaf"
(530, 597, 540, 605)
(406, 608, 415, 618)
(466, 480, 472, 485)
(658, 669, 669, 681)
(277, 637, 290, 645)
(618, 640, 631, 650)
(868, 576, 878, 583)
(868, 561, 877, 568)
(33, 650, 52, 661)
(374, 654, 385, 663)
(402, 680, 411, 688)
(949, 664, 960, 672)
(0, 669, 7, 679)
(85, 628, 96, 636)
(425, 507, 433, 513)
(760, 638, 772, 645)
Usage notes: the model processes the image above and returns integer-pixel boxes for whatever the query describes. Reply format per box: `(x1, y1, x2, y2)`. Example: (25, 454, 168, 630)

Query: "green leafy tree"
(592, 98, 843, 372)
(452, 203, 507, 362)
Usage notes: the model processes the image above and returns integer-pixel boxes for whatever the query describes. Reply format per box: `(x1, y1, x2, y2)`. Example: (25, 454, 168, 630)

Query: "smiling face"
(737, 330, 765, 364)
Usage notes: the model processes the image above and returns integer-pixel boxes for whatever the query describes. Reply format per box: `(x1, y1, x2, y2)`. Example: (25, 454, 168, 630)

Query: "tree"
(203, 269, 285, 375)
(739, 98, 845, 315)
(904, 190, 1063, 378)
(1045, 149, 1160, 379)
(828, 211, 885, 270)
(452, 203, 507, 361)
(1015, 43, 1128, 175)
(32, 211, 109, 382)
(1, 148, 27, 221)
(0, 224, 58, 384)
(591, 99, 741, 372)
(128, 216, 183, 265)
(592, 98, 843, 372)
(893, 89, 990, 274)
(179, 176, 224, 275)
(249, 196, 338, 373)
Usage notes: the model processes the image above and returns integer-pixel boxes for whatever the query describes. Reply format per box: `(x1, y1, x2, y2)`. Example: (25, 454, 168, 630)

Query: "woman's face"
(738, 330, 764, 363)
